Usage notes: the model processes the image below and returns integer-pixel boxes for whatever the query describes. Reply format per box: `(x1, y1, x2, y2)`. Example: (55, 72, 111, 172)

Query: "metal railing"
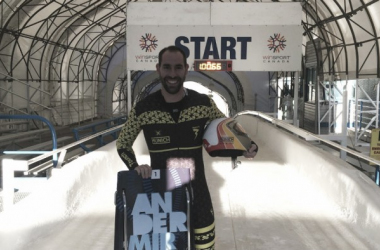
(7, 111, 377, 171)
(3, 111, 380, 211)
(0, 114, 59, 164)
(235, 111, 380, 185)
(1, 123, 124, 211)
(72, 116, 126, 152)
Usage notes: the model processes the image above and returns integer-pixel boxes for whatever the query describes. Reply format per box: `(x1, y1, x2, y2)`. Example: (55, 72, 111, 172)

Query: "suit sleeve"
(116, 107, 141, 169)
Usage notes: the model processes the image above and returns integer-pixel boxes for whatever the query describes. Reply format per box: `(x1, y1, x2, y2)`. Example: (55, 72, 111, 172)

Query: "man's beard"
(161, 76, 184, 95)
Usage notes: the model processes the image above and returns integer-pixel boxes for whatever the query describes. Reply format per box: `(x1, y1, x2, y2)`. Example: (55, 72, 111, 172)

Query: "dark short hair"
(158, 45, 187, 66)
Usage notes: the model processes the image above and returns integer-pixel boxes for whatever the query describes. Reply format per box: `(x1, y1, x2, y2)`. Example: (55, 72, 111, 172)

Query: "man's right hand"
(135, 164, 152, 179)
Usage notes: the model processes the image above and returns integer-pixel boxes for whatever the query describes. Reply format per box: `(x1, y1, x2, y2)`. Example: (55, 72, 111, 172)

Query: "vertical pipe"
(376, 81, 379, 129)
(360, 101, 363, 130)
(340, 76, 348, 160)
(67, 81, 70, 124)
(274, 73, 278, 117)
(355, 79, 358, 146)
(78, 81, 80, 125)
(126, 2, 131, 115)
(317, 75, 321, 134)
(93, 77, 96, 121)
(27, 80, 30, 115)
(127, 71, 131, 114)
(293, 71, 299, 127)
(328, 76, 331, 134)
(348, 99, 351, 128)
(60, 81, 63, 126)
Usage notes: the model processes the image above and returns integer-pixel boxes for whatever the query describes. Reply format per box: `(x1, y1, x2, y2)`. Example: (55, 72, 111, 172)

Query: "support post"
(340, 78, 348, 160)
(127, 70, 132, 114)
(293, 71, 299, 127)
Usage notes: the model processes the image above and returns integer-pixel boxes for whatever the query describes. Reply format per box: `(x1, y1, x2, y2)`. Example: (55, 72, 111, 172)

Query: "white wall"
(235, 114, 380, 244)
(0, 142, 125, 250)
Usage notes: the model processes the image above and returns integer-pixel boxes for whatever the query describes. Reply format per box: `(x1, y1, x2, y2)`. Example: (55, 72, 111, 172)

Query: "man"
(116, 45, 257, 249)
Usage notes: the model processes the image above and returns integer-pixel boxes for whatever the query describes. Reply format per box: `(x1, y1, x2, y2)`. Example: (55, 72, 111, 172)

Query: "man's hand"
(243, 142, 258, 159)
(135, 164, 152, 179)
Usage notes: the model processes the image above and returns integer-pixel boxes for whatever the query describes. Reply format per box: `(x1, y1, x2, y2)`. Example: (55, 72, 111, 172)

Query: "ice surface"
(0, 115, 380, 250)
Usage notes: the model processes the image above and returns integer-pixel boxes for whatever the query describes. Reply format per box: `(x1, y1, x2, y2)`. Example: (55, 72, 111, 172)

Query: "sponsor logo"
(221, 136, 234, 143)
(267, 33, 286, 53)
(263, 33, 290, 64)
(135, 55, 158, 63)
(152, 136, 170, 144)
(135, 33, 159, 64)
(262, 55, 291, 63)
(140, 33, 158, 52)
(192, 126, 200, 139)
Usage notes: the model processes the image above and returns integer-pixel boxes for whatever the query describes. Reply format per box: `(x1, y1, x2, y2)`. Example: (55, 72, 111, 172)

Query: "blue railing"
(0, 114, 59, 166)
(72, 116, 126, 152)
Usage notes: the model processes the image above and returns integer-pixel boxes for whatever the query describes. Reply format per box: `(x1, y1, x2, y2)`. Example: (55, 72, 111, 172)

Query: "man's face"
(156, 51, 188, 95)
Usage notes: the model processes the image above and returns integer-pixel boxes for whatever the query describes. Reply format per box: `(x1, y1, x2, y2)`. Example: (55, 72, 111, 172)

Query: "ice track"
(1, 114, 380, 250)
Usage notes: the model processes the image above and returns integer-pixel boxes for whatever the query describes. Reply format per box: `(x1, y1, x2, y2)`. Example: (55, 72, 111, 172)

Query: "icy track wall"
(1, 115, 380, 249)
(235, 114, 380, 245)
(0, 141, 126, 250)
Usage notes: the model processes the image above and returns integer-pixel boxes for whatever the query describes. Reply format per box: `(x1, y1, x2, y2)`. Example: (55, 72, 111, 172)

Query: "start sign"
(126, 2, 303, 71)
(127, 26, 302, 71)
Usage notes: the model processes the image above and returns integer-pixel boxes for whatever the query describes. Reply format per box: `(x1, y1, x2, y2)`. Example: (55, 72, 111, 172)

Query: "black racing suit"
(116, 89, 225, 250)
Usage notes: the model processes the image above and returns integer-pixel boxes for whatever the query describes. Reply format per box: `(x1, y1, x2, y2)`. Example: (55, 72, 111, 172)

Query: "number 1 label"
(151, 170, 160, 179)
